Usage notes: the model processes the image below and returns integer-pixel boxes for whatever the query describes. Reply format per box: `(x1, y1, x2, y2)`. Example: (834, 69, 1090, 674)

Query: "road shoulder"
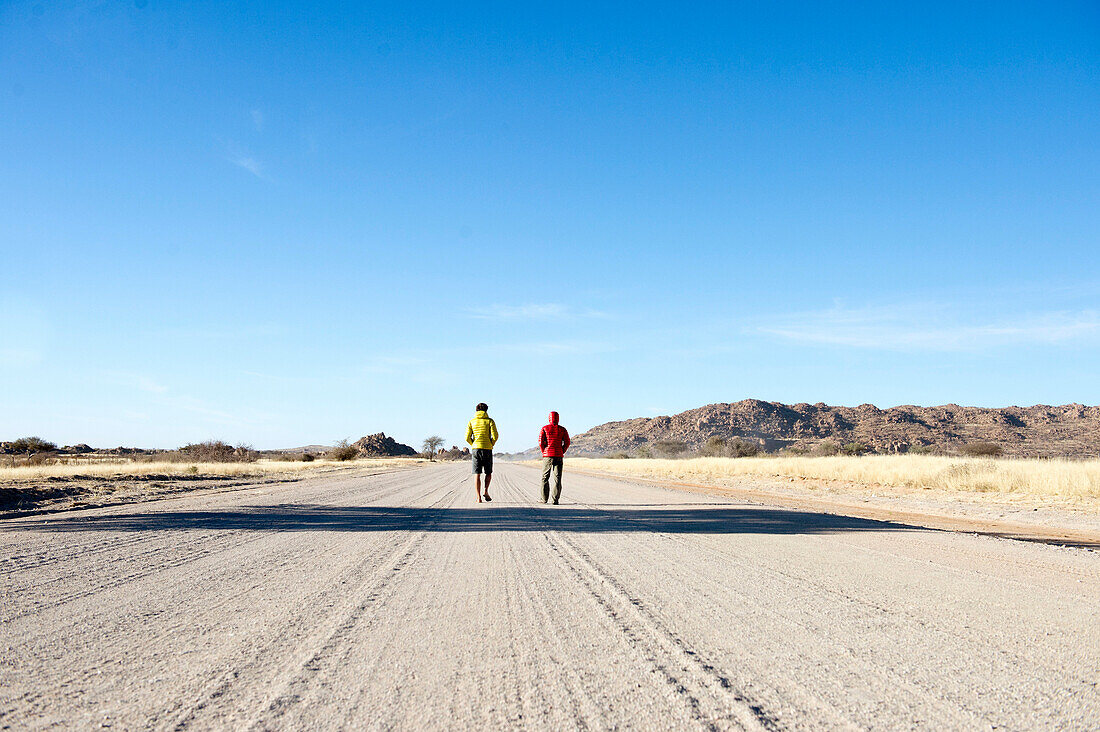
(556, 465, 1100, 549)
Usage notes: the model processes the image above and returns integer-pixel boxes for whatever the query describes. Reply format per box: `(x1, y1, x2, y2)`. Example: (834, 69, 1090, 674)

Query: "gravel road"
(2, 463, 1098, 730)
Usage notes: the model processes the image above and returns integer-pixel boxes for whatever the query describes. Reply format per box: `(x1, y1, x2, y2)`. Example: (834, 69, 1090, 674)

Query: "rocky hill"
(352, 433, 418, 457)
(568, 400, 1100, 458)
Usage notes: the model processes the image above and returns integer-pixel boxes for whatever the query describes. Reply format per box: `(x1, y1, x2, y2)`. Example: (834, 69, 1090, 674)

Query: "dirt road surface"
(2, 464, 1098, 729)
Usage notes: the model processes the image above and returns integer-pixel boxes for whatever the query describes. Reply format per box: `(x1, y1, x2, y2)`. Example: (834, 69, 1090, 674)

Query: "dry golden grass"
(570, 455, 1100, 500)
(0, 458, 424, 483)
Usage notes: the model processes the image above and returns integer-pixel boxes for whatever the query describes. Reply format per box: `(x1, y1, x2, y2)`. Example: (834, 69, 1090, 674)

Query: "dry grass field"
(0, 457, 422, 483)
(0, 457, 427, 516)
(570, 455, 1100, 501)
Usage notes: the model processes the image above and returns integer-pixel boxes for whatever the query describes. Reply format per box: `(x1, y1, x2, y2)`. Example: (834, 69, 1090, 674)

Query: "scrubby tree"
(653, 440, 688, 458)
(422, 435, 444, 461)
(9, 436, 57, 454)
(698, 436, 727, 457)
(841, 442, 867, 456)
(177, 440, 258, 463)
(961, 441, 1002, 457)
(728, 438, 760, 457)
(328, 438, 358, 461)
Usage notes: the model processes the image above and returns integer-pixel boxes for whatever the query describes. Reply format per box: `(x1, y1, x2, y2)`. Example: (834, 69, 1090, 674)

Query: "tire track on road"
(1, 470, 438, 624)
(168, 471, 465, 730)
(495, 469, 781, 730)
(1, 467, 447, 726)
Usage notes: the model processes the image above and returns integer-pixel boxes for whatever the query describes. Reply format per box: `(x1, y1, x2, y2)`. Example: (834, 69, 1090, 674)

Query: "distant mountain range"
(562, 400, 1100, 458)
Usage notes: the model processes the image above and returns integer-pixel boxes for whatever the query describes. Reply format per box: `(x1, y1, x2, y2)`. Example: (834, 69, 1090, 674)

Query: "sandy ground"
(565, 467, 1100, 549)
(0, 462, 420, 518)
(1, 463, 1098, 730)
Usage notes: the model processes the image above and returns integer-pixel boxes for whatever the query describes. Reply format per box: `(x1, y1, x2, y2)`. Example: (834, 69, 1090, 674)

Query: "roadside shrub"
(653, 440, 689, 458)
(605, 452, 630, 459)
(9, 436, 57, 454)
(727, 438, 760, 458)
(961, 441, 1002, 457)
(177, 440, 259, 463)
(841, 442, 867, 456)
(421, 435, 445, 461)
(816, 440, 841, 456)
(698, 436, 727, 457)
(634, 445, 653, 459)
(328, 439, 358, 461)
(908, 444, 936, 455)
(272, 452, 315, 462)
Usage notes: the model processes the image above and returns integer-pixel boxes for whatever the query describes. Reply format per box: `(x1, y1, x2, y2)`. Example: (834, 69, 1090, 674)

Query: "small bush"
(698, 436, 727, 457)
(727, 438, 760, 458)
(634, 445, 653, 459)
(841, 442, 867, 456)
(272, 452, 316, 462)
(9, 436, 57, 454)
(605, 452, 630, 459)
(328, 439, 358, 461)
(908, 444, 936, 455)
(816, 440, 841, 456)
(653, 440, 689, 458)
(177, 440, 259, 463)
(961, 441, 1002, 457)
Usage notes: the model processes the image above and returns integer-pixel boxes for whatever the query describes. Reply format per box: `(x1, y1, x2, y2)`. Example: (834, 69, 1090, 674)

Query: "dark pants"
(472, 449, 493, 474)
(541, 457, 563, 502)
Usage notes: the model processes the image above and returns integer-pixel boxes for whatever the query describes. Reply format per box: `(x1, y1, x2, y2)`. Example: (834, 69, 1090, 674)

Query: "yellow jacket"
(465, 411, 498, 450)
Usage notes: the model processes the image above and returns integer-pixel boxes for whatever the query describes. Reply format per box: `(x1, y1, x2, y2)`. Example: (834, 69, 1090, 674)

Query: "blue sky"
(2, 1, 1099, 452)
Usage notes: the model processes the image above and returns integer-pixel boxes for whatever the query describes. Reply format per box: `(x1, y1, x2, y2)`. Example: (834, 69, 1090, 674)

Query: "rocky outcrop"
(101, 446, 151, 456)
(436, 445, 472, 461)
(569, 400, 1100, 458)
(352, 433, 417, 457)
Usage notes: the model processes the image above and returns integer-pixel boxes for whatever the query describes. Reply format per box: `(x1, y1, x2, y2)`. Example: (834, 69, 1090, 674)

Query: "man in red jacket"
(538, 411, 570, 504)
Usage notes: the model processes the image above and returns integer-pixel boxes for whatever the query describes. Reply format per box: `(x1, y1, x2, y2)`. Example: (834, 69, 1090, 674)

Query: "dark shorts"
(472, 449, 493, 474)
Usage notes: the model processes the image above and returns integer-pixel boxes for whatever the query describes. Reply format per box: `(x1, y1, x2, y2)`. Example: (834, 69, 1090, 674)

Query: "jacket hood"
(548, 411, 559, 425)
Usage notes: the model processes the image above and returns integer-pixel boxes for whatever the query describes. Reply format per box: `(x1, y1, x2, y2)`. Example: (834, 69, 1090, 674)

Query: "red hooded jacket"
(538, 412, 570, 458)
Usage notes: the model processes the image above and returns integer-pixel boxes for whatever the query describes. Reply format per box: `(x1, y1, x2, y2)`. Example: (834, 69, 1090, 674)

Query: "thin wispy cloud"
(229, 154, 264, 179)
(105, 371, 170, 395)
(218, 135, 268, 180)
(157, 323, 285, 340)
(0, 299, 49, 369)
(362, 356, 432, 374)
(494, 340, 615, 356)
(103, 371, 264, 426)
(466, 303, 610, 321)
(158, 394, 241, 422)
(756, 305, 1100, 351)
(250, 108, 264, 132)
(136, 376, 168, 394)
(356, 338, 615, 386)
(0, 347, 42, 368)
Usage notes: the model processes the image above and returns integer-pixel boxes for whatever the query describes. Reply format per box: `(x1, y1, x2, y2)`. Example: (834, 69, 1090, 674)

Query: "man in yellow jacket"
(465, 402, 499, 503)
